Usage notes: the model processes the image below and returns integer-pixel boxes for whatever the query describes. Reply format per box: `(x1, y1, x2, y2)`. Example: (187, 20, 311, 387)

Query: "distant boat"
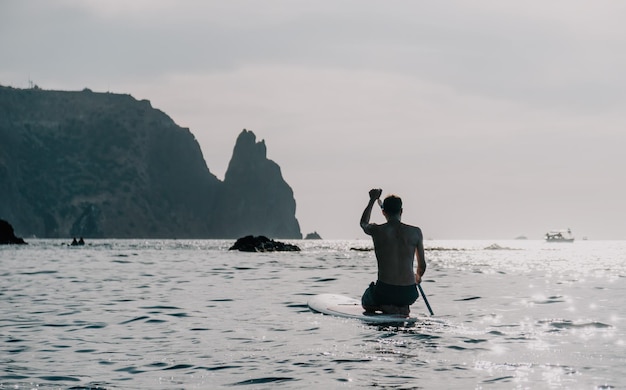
(545, 229, 575, 243)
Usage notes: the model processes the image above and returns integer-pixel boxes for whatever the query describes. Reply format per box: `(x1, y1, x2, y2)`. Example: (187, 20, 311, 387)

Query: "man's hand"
(369, 188, 382, 200)
(415, 273, 422, 284)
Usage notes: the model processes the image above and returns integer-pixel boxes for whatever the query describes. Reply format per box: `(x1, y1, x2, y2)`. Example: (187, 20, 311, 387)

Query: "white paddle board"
(308, 293, 418, 323)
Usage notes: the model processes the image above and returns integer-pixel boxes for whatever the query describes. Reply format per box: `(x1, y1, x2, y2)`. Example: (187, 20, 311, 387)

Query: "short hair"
(382, 195, 402, 215)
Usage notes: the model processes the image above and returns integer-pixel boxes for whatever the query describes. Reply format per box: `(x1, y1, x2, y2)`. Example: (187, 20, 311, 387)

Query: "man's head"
(382, 195, 402, 217)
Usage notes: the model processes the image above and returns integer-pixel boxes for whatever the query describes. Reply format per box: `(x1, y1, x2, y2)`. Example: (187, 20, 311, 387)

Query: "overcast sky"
(2, 0, 626, 239)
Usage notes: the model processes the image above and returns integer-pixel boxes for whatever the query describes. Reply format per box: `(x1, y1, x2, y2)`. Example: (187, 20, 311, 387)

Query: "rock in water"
(229, 235, 300, 252)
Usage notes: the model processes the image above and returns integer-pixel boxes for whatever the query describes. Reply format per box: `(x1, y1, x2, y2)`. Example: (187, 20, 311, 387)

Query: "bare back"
(364, 220, 424, 286)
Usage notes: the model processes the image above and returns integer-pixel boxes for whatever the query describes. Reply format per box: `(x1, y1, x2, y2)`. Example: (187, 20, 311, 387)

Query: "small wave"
(43, 323, 73, 328)
(285, 303, 308, 309)
(145, 318, 167, 324)
(0, 374, 29, 380)
(463, 338, 488, 344)
(167, 312, 189, 318)
(19, 270, 58, 275)
(119, 316, 150, 324)
(146, 362, 168, 368)
(230, 377, 297, 386)
(6, 345, 29, 353)
(68, 385, 108, 390)
(140, 305, 181, 310)
(545, 320, 612, 329)
(313, 277, 337, 282)
(83, 322, 107, 329)
(534, 295, 565, 304)
(482, 375, 515, 384)
(332, 358, 372, 364)
(201, 364, 243, 371)
(455, 296, 481, 301)
(114, 366, 145, 374)
(162, 363, 194, 371)
(38, 375, 81, 382)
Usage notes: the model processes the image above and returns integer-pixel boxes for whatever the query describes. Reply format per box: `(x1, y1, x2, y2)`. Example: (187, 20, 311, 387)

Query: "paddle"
(418, 283, 434, 316)
(377, 197, 434, 316)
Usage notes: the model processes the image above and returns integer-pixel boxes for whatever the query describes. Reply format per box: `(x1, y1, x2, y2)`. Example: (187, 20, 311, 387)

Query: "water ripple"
(1, 239, 625, 389)
(230, 377, 298, 386)
(119, 316, 150, 325)
(38, 375, 81, 382)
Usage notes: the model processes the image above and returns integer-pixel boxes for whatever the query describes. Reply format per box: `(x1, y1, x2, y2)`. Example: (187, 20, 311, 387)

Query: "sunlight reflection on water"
(1, 239, 625, 388)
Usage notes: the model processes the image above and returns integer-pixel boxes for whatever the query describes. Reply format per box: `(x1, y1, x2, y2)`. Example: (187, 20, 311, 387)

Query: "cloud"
(2, 0, 626, 238)
(4, 0, 626, 112)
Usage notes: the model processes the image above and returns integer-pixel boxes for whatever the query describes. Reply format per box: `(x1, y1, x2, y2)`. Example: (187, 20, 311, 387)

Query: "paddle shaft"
(376, 196, 434, 316)
(418, 283, 434, 316)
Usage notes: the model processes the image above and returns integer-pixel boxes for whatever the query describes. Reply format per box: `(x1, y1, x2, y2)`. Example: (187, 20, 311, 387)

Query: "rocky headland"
(305, 231, 322, 239)
(0, 219, 26, 244)
(0, 85, 301, 239)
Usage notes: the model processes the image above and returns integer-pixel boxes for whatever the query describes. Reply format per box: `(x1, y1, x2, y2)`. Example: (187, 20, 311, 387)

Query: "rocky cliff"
(213, 130, 301, 238)
(0, 85, 301, 239)
(0, 219, 26, 244)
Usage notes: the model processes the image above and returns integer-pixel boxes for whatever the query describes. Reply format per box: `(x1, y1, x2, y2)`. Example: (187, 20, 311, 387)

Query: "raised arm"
(360, 188, 382, 233)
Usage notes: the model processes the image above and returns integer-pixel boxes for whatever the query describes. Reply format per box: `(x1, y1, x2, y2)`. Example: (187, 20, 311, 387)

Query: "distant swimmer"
(359, 188, 426, 315)
(71, 237, 78, 246)
(78, 237, 85, 245)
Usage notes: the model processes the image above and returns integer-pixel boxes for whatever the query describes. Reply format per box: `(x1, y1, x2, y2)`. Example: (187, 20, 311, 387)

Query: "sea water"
(1, 239, 625, 389)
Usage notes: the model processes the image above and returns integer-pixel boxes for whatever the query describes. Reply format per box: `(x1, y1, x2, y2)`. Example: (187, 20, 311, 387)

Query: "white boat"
(545, 229, 575, 243)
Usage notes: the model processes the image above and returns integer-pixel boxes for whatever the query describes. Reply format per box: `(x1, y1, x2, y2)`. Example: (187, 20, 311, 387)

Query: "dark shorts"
(361, 280, 419, 307)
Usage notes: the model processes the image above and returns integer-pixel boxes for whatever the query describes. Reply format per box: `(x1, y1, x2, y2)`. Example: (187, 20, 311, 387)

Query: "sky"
(2, 0, 626, 239)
